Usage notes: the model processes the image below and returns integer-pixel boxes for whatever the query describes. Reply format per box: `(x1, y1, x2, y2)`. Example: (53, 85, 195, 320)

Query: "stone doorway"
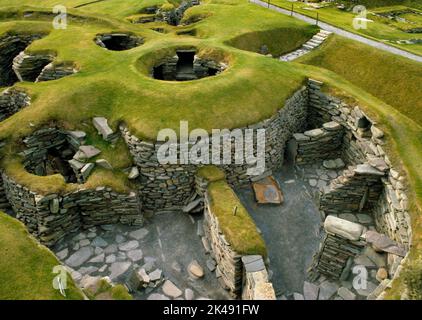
(176, 50, 196, 81)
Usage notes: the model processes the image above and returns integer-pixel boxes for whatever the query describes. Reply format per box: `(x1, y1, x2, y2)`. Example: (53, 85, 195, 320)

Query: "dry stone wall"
(0, 127, 143, 246)
(293, 121, 344, 165)
(312, 216, 366, 279)
(0, 172, 10, 211)
(12, 51, 54, 82)
(199, 174, 275, 300)
(36, 62, 78, 82)
(241, 255, 276, 300)
(304, 79, 411, 250)
(203, 195, 243, 297)
(302, 79, 412, 299)
(0, 33, 43, 86)
(121, 87, 308, 213)
(319, 164, 384, 216)
(0, 87, 31, 122)
(2, 172, 142, 246)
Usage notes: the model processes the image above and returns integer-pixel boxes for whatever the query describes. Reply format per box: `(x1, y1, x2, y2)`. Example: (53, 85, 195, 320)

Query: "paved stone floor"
(235, 161, 323, 298)
(53, 211, 230, 300)
(236, 159, 382, 300)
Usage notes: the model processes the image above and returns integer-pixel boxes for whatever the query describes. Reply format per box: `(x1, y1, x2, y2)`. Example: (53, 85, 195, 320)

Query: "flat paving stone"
(104, 244, 118, 254)
(66, 247, 93, 268)
(56, 248, 68, 260)
(115, 235, 125, 244)
(92, 236, 108, 247)
(109, 262, 131, 280)
(162, 280, 182, 298)
(303, 281, 319, 300)
(128, 249, 143, 262)
(148, 269, 162, 281)
(129, 228, 149, 240)
(119, 240, 139, 251)
(105, 254, 116, 264)
(318, 281, 339, 300)
(89, 253, 105, 263)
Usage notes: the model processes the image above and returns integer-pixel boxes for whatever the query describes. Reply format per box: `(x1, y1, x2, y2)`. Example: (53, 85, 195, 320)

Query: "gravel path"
(250, 0, 422, 63)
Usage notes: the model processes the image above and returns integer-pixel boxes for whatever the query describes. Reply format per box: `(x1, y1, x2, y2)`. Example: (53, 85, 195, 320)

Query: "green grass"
(207, 179, 267, 257)
(297, 35, 422, 124)
(0, 0, 421, 298)
(83, 278, 132, 300)
(225, 26, 317, 57)
(0, 1, 315, 194)
(340, 0, 422, 10)
(270, 0, 422, 56)
(197, 165, 226, 182)
(0, 211, 84, 299)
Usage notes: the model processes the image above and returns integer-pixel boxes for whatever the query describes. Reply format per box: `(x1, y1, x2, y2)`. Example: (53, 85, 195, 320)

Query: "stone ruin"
(0, 33, 44, 86)
(0, 87, 30, 122)
(132, 0, 200, 26)
(94, 33, 144, 51)
(152, 49, 227, 81)
(21, 128, 82, 183)
(0, 77, 413, 300)
(0, 33, 78, 88)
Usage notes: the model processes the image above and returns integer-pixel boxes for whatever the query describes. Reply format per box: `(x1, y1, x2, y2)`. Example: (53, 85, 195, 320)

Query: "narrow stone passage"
(236, 161, 322, 297)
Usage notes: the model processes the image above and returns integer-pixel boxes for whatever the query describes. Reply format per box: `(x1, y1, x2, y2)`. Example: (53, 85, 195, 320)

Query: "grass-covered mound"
(0, 1, 315, 194)
(0, 4, 314, 143)
(297, 35, 422, 124)
(0, 211, 84, 299)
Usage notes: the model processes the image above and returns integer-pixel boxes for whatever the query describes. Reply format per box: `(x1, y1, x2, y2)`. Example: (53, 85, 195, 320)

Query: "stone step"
(311, 36, 324, 43)
(313, 35, 326, 41)
(307, 40, 322, 47)
(302, 44, 316, 50)
(319, 30, 332, 36)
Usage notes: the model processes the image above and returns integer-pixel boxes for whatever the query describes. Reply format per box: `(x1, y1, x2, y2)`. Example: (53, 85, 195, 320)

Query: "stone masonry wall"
(241, 255, 276, 300)
(0, 171, 10, 211)
(312, 216, 366, 279)
(0, 87, 31, 122)
(293, 121, 344, 165)
(198, 173, 275, 300)
(121, 87, 309, 213)
(36, 62, 78, 82)
(0, 33, 44, 86)
(2, 172, 142, 246)
(12, 51, 54, 82)
(203, 192, 243, 297)
(305, 79, 412, 299)
(319, 164, 384, 216)
(306, 79, 411, 249)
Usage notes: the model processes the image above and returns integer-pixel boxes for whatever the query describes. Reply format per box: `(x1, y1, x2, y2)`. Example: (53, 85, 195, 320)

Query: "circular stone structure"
(94, 33, 144, 51)
(150, 48, 228, 81)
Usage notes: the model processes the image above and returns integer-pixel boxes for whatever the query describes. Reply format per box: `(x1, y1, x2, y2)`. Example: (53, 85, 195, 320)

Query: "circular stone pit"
(151, 48, 228, 81)
(94, 33, 144, 51)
